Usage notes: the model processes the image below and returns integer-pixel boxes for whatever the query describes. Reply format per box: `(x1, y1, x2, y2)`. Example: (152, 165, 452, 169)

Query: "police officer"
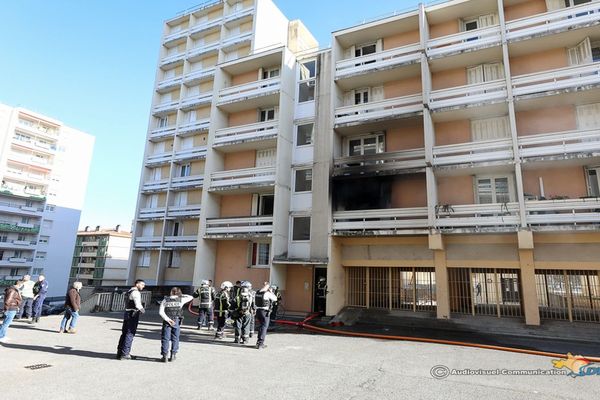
(31, 274, 48, 324)
(232, 284, 252, 345)
(214, 281, 232, 339)
(193, 280, 215, 330)
(254, 282, 278, 349)
(159, 287, 193, 362)
(116, 279, 146, 360)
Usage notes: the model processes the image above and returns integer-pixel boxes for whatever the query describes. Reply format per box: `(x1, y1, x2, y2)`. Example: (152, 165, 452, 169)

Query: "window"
(586, 167, 600, 197)
(476, 176, 514, 204)
(36, 252, 46, 260)
(10, 268, 18, 276)
(17, 234, 25, 241)
(262, 67, 280, 79)
(45, 204, 55, 212)
(259, 108, 276, 122)
(172, 221, 181, 236)
(157, 117, 168, 128)
(180, 164, 191, 177)
(294, 169, 313, 192)
(568, 37, 593, 65)
(138, 251, 151, 268)
(347, 133, 385, 156)
(298, 81, 315, 102)
(39, 236, 49, 244)
(299, 60, 316, 80)
(21, 217, 30, 224)
(250, 242, 270, 267)
(14, 251, 22, 258)
(355, 43, 377, 58)
(173, 191, 187, 207)
(354, 88, 369, 105)
(254, 194, 274, 216)
(296, 123, 314, 146)
(298, 60, 317, 103)
(167, 251, 181, 268)
(0, 236, 6, 243)
(467, 63, 504, 84)
(292, 216, 311, 241)
(471, 116, 510, 141)
(32, 268, 44, 275)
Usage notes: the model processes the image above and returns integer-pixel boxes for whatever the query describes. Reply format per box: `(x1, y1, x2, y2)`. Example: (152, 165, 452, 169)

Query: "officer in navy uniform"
(193, 280, 215, 330)
(232, 285, 252, 344)
(117, 279, 146, 360)
(254, 282, 278, 349)
(214, 281, 233, 339)
(159, 287, 193, 362)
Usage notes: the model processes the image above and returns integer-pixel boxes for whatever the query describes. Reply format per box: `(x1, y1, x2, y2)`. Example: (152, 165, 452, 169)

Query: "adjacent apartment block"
(70, 226, 132, 287)
(131, 0, 600, 327)
(0, 103, 94, 297)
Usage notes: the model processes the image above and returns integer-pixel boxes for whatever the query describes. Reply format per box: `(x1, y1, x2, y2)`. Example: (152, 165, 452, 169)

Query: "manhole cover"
(24, 364, 52, 370)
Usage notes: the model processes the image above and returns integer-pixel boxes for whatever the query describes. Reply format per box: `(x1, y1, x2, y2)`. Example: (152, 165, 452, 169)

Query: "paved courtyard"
(1, 312, 598, 399)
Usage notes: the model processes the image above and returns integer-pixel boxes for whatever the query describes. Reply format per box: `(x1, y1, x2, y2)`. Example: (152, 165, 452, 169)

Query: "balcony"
(434, 202, 520, 232)
(163, 28, 189, 44)
(335, 43, 421, 80)
(0, 201, 43, 217)
(152, 100, 180, 115)
(134, 236, 162, 249)
(209, 166, 276, 192)
(0, 187, 45, 201)
(8, 152, 52, 168)
(80, 251, 96, 257)
(218, 77, 280, 109)
(173, 146, 208, 162)
(180, 93, 213, 109)
(187, 42, 220, 58)
(189, 18, 222, 35)
(525, 198, 600, 230)
(149, 126, 176, 141)
(222, 31, 253, 49)
(433, 138, 514, 167)
(0, 258, 34, 267)
(426, 25, 502, 59)
(204, 215, 273, 238)
(5, 169, 49, 185)
(224, 7, 254, 23)
(512, 63, 600, 100)
(0, 221, 40, 234)
(156, 76, 183, 91)
(16, 120, 59, 140)
(171, 175, 204, 189)
(160, 52, 186, 67)
(141, 179, 169, 193)
(0, 240, 36, 250)
(333, 149, 426, 177)
(178, 118, 210, 135)
(12, 137, 57, 154)
(81, 240, 99, 246)
(146, 152, 172, 166)
(214, 121, 278, 149)
(163, 235, 198, 248)
(183, 67, 216, 84)
(429, 79, 507, 111)
(518, 128, 600, 161)
(167, 205, 202, 218)
(138, 207, 166, 220)
(334, 94, 423, 128)
(506, 2, 600, 43)
(332, 207, 429, 236)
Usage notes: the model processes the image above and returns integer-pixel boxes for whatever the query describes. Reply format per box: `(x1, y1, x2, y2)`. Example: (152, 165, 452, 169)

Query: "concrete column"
(518, 249, 541, 326)
(326, 237, 345, 316)
(425, 167, 437, 227)
(434, 249, 450, 319)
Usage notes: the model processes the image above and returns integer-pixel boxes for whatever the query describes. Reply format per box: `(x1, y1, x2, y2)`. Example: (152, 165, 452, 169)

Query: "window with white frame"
(39, 236, 49, 244)
(262, 67, 280, 79)
(298, 59, 317, 103)
(167, 251, 181, 268)
(250, 242, 270, 267)
(138, 251, 151, 268)
(292, 216, 311, 241)
(179, 164, 191, 177)
(294, 169, 313, 192)
(462, 13, 498, 32)
(354, 42, 377, 58)
(157, 116, 168, 128)
(346, 133, 385, 156)
(35, 252, 46, 260)
(252, 194, 274, 216)
(296, 123, 314, 146)
(173, 191, 187, 207)
(475, 176, 514, 204)
(45, 204, 56, 212)
(586, 167, 600, 197)
(467, 63, 504, 84)
(471, 116, 510, 141)
(259, 108, 276, 122)
(32, 268, 44, 276)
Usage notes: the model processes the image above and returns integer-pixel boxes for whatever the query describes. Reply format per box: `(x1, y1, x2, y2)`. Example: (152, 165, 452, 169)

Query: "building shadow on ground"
(0, 342, 160, 362)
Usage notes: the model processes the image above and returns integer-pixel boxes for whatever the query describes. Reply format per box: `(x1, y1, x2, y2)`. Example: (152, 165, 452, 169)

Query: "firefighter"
(158, 287, 193, 362)
(214, 281, 233, 339)
(270, 284, 282, 324)
(254, 282, 278, 349)
(232, 284, 252, 345)
(193, 280, 215, 330)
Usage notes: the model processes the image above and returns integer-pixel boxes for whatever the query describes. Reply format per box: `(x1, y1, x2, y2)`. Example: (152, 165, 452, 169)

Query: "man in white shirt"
(158, 287, 193, 362)
(254, 282, 278, 349)
(17, 275, 35, 321)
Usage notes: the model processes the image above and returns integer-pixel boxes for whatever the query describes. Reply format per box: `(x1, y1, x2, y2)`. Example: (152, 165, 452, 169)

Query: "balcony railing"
(17, 120, 59, 139)
(218, 77, 280, 105)
(160, 52, 186, 67)
(171, 175, 204, 189)
(433, 138, 514, 166)
(163, 235, 198, 248)
(427, 25, 502, 58)
(0, 258, 34, 266)
(518, 128, 600, 159)
(205, 216, 273, 237)
(332, 207, 429, 234)
(0, 240, 36, 249)
(214, 121, 278, 147)
(429, 79, 507, 110)
(512, 63, 600, 98)
(141, 179, 169, 192)
(187, 42, 220, 58)
(435, 202, 520, 230)
(189, 18, 222, 35)
(12, 137, 57, 154)
(163, 28, 189, 43)
(146, 152, 172, 165)
(8, 152, 52, 167)
(335, 43, 421, 79)
(157, 76, 183, 91)
(335, 94, 423, 126)
(0, 201, 43, 216)
(506, 2, 600, 42)
(180, 93, 213, 109)
(178, 118, 210, 134)
(138, 207, 166, 220)
(221, 31, 253, 48)
(224, 7, 254, 23)
(525, 198, 600, 228)
(0, 188, 45, 201)
(183, 67, 216, 83)
(0, 221, 40, 234)
(149, 126, 176, 140)
(152, 100, 180, 114)
(209, 166, 276, 190)
(173, 146, 208, 161)
(167, 205, 202, 218)
(333, 149, 426, 177)
(134, 237, 162, 248)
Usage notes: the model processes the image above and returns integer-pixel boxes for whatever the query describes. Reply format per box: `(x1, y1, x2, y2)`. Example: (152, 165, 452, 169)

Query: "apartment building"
(70, 226, 131, 287)
(132, 0, 600, 326)
(0, 103, 94, 297)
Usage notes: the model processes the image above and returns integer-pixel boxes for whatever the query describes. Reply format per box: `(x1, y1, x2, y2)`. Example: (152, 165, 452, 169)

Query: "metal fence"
(80, 291, 153, 314)
(535, 269, 600, 323)
(346, 267, 436, 312)
(448, 268, 523, 318)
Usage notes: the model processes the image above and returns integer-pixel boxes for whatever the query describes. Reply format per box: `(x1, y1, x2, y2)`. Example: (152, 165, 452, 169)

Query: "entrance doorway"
(313, 267, 327, 313)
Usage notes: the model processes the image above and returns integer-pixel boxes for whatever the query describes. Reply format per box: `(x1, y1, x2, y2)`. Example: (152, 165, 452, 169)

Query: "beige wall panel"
(534, 244, 600, 262)
(391, 174, 427, 208)
(446, 244, 519, 261)
(220, 194, 252, 217)
(504, 0, 547, 22)
(284, 265, 313, 313)
(342, 244, 433, 261)
(182, 220, 199, 235)
(383, 29, 420, 50)
(231, 69, 259, 86)
(516, 105, 576, 136)
(384, 76, 422, 99)
(432, 68, 467, 91)
(228, 109, 257, 127)
(522, 166, 587, 198)
(157, 193, 167, 207)
(434, 119, 471, 145)
(161, 165, 171, 177)
(164, 265, 194, 282)
(510, 48, 568, 76)
(223, 150, 256, 170)
(437, 175, 474, 204)
(136, 252, 160, 280)
(429, 19, 459, 39)
(187, 190, 202, 204)
(214, 241, 270, 289)
(197, 106, 211, 118)
(387, 123, 424, 151)
(193, 133, 208, 146)
(190, 160, 205, 175)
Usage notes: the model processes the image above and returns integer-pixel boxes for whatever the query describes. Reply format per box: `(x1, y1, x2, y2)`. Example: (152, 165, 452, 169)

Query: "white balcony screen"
(471, 116, 510, 141)
(569, 37, 592, 66)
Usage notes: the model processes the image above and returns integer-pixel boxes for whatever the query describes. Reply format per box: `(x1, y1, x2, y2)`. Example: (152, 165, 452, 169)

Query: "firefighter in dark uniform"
(214, 281, 233, 339)
(117, 279, 146, 360)
(193, 280, 215, 330)
(254, 282, 278, 349)
(159, 287, 193, 362)
(232, 285, 252, 344)
(270, 284, 282, 324)
(241, 281, 256, 337)
(316, 277, 327, 315)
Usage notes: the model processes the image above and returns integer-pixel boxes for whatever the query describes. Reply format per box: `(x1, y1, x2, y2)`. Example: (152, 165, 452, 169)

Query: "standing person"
(232, 285, 252, 345)
(242, 281, 256, 338)
(31, 275, 48, 324)
(316, 277, 327, 315)
(16, 275, 35, 321)
(0, 281, 23, 343)
(59, 281, 82, 334)
(158, 287, 193, 363)
(254, 283, 278, 349)
(214, 281, 232, 339)
(116, 279, 146, 360)
(193, 280, 215, 330)
(270, 284, 282, 324)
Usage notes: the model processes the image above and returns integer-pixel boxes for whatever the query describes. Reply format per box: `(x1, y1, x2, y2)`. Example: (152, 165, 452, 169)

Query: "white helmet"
(221, 281, 233, 289)
(241, 280, 252, 288)
(201, 279, 209, 286)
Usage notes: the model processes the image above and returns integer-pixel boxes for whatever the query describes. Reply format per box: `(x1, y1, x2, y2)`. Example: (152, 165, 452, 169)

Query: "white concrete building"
(0, 103, 94, 297)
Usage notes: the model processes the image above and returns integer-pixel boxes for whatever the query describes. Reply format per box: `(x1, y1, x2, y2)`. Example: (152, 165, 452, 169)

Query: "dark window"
(258, 195, 274, 216)
(297, 124, 313, 146)
(292, 217, 311, 241)
(298, 81, 315, 102)
(295, 169, 313, 192)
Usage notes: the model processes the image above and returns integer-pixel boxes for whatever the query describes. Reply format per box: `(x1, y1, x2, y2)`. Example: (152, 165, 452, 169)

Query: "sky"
(0, 0, 422, 230)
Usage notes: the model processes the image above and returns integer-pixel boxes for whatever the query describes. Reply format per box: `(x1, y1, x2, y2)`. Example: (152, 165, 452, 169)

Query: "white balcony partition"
(138, 207, 166, 220)
(152, 100, 179, 114)
(435, 202, 520, 229)
(157, 76, 183, 91)
(224, 7, 254, 23)
(167, 205, 202, 217)
(429, 80, 507, 110)
(512, 63, 600, 98)
(173, 146, 207, 161)
(178, 118, 210, 134)
(210, 166, 276, 190)
(134, 236, 162, 248)
(333, 149, 426, 176)
(332, 207, 429, 233)
(218, 77, 281, 105)
(142, 179, 169, 192)
(180, 93, 213, 109)
(183, 67, 216, 83)
(146, 152, 172, 165)
(214, 121, 278, 147)
(335, 43, 421, 78)
(171, 175, 204, 189)
(526, 198, 600, 226)
(427, 25, 502, 58)
(163, 235, 198, 248)
(518, 128, 600, 159)
(149, 126, 176, 140)
(187, 42, 220, 58)
(189, 19, 222, 35)
(506, 2, 600, 42)
(334, 94, 423, 126)
(205, 216, 273, 236)
(433, 138, 514, 166)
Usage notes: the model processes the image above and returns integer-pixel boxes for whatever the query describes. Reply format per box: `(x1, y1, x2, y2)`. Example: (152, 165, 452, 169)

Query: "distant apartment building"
(0, 103, 94, 297)
(70, 226, 132, 286)
(131, 0, 600, 327)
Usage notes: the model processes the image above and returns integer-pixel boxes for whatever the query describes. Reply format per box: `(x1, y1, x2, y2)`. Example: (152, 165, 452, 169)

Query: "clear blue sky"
(0, 0, 421, 230)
